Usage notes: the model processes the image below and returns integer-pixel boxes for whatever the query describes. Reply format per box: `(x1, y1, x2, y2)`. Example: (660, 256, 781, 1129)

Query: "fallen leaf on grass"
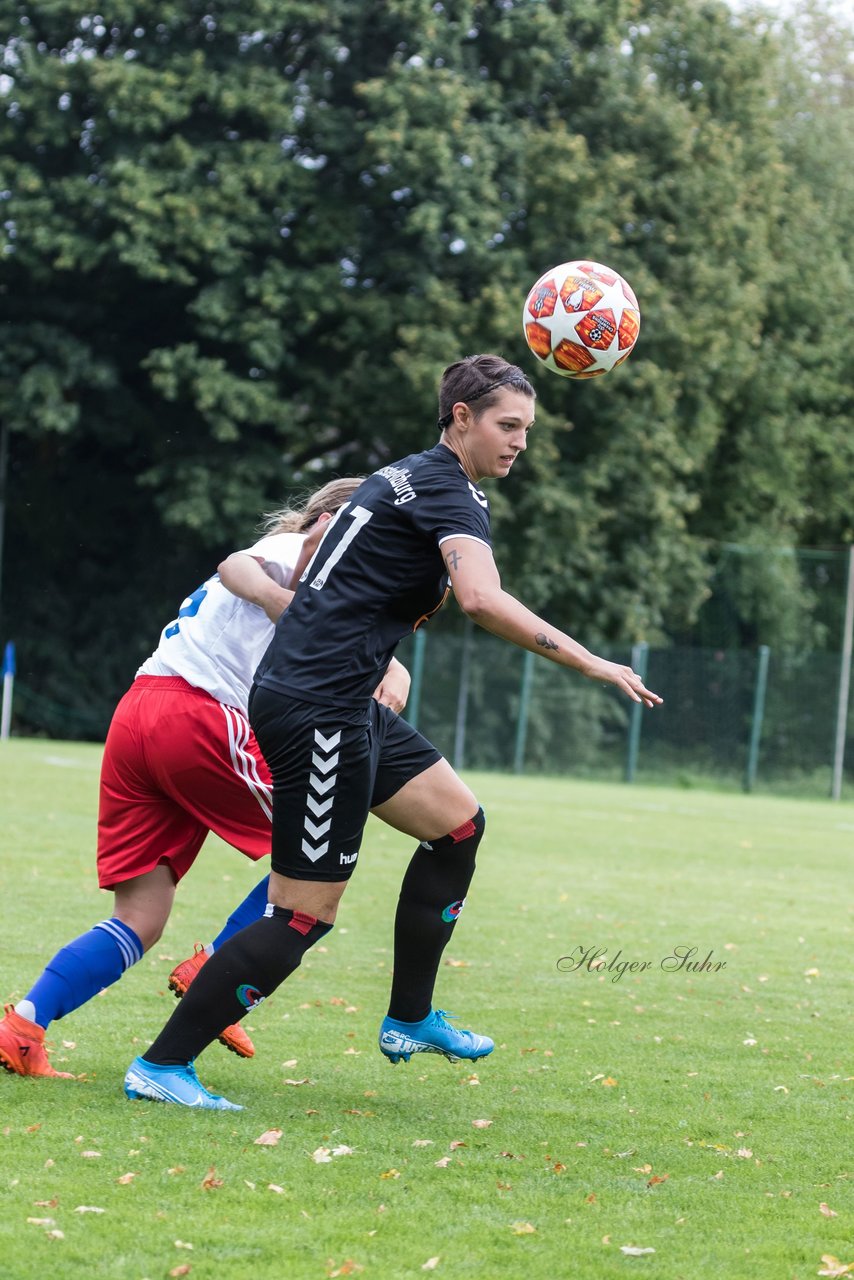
(585, 1193, 597, 1204)
(201, 1168, 223, 1190)
(116, 1172, 136, 1184)
(621, 1246, 656, 1256)
(820, 1204, 839, 1218)
(422, 1259, 440, 1271)
(434, 1157, 452, 1168)
(33, 1199, 58, 1208)
(471, 1119, 493, 1129)
(255, 1129, 283, 1146)
(284, 1078, 313, 1086)
(46, 1230, 64, 1241)
(169, 1268, 191, 1278)
(736, 1148, 753, 1159)
(268, 1184, 285, 1194)
(81, 1151, 101, 1159)
(331, 1145, 355, 1157)
(27, 1218, 55, 1227)
(326, 1261, 364, 1277)
(818, 1256, 854, 1277)
(413, 1140, 434, 1148)
(449, 1140, 467, 1150)
(510, 1221, 536, 1235)
(379, 1169, 400, 1180)
(174, 1240, 194, 1250)
(633, 1164, 652, 1174)
(647, 1173, 670, 1188)
(312, 1148, 333, 1164)
(602, 1077, 618, 1087)
(74, 1206, 106, 1214)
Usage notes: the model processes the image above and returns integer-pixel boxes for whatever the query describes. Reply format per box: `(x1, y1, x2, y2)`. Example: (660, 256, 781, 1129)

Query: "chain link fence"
(3, 545, 852, 800)
(396, 625, 853, 799)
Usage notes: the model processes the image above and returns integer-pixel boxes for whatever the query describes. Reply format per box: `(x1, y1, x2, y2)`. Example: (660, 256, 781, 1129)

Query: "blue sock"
(20, 919, 144, 1029)
(212, 876, 270, 950)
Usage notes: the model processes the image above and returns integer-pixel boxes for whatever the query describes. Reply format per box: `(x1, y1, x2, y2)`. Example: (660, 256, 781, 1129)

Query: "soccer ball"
(522, 260, 641, 379)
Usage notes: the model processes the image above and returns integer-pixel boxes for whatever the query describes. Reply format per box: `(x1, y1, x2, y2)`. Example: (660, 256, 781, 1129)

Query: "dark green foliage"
(1, 0, 851, 733)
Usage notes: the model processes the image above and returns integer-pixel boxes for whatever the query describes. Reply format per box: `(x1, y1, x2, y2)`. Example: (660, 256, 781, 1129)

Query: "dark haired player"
(125, 354, 661, 1110)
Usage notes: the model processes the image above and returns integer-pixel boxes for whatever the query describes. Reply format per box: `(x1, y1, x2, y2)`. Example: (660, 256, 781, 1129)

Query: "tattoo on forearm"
(535, 632, 559, 652)
(446, 550, 462, 571)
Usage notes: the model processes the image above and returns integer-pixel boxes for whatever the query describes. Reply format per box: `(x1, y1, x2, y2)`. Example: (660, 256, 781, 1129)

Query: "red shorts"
(97, 676, 272, 889)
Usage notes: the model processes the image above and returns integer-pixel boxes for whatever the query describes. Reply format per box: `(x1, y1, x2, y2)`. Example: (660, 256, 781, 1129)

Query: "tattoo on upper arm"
(446, 549, 462, 571)
(535, 632, 559, 652)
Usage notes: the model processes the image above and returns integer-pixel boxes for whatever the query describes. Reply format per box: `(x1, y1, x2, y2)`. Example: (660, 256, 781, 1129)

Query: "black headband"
(436, 377, 513, 430)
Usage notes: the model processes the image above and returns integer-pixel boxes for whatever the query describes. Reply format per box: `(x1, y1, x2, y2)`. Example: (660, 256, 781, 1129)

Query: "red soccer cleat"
(0, 1004, 76, 1079)
(168, 944, 255, 1059)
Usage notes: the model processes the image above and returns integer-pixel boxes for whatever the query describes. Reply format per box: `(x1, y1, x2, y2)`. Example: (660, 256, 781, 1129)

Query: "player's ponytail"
(261, 477, 365, 535)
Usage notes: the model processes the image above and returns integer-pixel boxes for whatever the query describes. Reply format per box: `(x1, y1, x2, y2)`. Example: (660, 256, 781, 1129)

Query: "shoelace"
(433, 1009, 457, 1026)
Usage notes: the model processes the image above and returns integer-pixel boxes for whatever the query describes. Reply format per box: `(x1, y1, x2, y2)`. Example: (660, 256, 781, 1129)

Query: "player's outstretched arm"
(218, 553, 295, 623)
(442, 538, 662, 709)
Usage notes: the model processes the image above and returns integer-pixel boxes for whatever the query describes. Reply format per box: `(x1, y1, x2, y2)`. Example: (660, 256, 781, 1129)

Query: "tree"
(1, 0, 851, 735)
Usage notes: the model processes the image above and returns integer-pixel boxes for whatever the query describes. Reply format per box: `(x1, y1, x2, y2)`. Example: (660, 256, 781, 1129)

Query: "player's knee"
(429, 805, 486, 854)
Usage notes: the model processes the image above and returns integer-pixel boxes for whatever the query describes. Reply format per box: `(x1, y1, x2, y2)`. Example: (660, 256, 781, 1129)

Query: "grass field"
(1, 738, 853, 1280)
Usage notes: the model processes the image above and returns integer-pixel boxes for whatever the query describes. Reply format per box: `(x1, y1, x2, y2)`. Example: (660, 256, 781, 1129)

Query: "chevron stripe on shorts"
(301, 729, 340, 863)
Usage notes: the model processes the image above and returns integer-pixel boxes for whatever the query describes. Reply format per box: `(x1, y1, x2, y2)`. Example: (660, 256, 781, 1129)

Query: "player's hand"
(372, 659, 411, 713)
(582, 656, 662, 708)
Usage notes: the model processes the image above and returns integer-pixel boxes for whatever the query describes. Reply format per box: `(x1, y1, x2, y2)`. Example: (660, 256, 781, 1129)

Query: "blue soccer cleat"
(123, 1056, 243, 1111)
(378, 1009, 494, 1065)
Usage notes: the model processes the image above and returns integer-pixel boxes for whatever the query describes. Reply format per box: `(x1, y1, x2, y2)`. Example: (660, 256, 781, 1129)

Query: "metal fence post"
(513, 649, 536, 774)
(744, 644, 771, 793)
(624, 641, 649, 783)
(831, 545, 854, 800)
(453, 619, 474, 771)
(1, 641, 14, 741)
(407, 629, 427, 730)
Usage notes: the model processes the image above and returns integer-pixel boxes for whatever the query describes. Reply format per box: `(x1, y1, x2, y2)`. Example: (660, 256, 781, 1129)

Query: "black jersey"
(254, 443, 491, 707)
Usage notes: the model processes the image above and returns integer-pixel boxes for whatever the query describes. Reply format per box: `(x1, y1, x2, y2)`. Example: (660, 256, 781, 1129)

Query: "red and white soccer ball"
(522, 260, 641, 379)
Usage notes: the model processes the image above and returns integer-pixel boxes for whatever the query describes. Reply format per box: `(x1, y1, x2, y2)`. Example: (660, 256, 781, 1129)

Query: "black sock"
(387, 807, 485, 1023)
(144, 908, 332, 1066)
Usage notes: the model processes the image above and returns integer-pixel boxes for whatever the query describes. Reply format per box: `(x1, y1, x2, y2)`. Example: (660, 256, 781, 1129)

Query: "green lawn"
(1, 738, 853, 1279)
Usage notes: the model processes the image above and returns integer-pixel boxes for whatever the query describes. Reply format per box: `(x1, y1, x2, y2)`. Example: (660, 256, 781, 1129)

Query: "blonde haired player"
(0, 478, 409, 1077)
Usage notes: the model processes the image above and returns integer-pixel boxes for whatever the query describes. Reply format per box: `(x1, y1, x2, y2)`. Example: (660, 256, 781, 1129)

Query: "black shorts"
(248, 686, 442, 881)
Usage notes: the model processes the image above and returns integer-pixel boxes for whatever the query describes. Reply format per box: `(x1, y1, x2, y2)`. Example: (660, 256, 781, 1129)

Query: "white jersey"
(138, 532, 303, 714)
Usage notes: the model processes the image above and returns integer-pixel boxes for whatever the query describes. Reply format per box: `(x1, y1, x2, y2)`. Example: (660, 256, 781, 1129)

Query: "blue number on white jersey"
(164, 584, 209, 639)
